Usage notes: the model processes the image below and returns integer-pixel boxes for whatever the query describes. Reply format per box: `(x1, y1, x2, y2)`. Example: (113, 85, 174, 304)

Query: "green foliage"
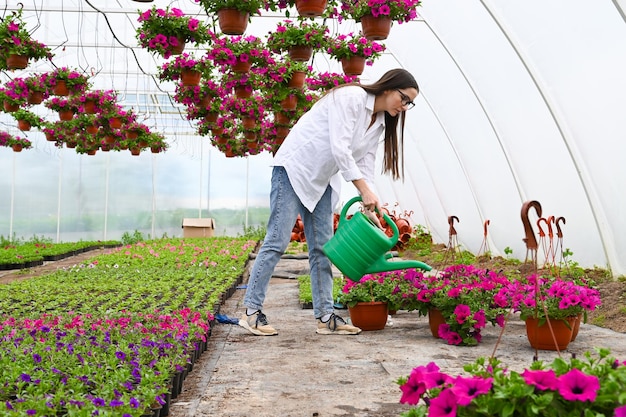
(121, 230, 146, 245)
(298, 275, 342, 305)
(239, 224, 266, 240)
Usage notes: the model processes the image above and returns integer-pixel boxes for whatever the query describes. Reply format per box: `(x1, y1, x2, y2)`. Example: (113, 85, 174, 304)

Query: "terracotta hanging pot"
(234, 84, 252, 99)
(109, 117, 123, 129)
(360, 15, 392, 41)
(274, 111, 291, 126)
(428, 308, 446, 338)
(217, 8, 249, 35)
(242, 116, 257, 130)
(288, 45, 313, 62)
(3, 101, 19, 112)
(151, 147, 161, 154)
(287, 71, 306, 89)
(525, 316, 576, 351)
(231, 59, 252, 73)
(211, 126, 225, 136)
(215, 135, 228, 145)
(27, 91, 44, 105)
(6, 54, 29, 70)
(86, 149, 97, 156)
(126, 130, 140, 140)
(58, 109, 74, 121)
(130, 148, 141, 156)
(348, 301, 388, 331)
(275, 126, 290, 139)
(295, 0, 328, 17)
(341, 56, 366, 76)
(198, 95, 212, 109)
(84, 100, 97, 114)
(17, 120, 31, 131)
(205, 111, 219, 124)
(181, 69, 202, 86)
(11, 144, 23, 153)
(53, 80, 70, 96)
(105, 135, 117, 144)
(244, 131, 257, 141)
(45, 132, 56, 142)
(280, 94, 298, 111)
(86, 124, 99, 135)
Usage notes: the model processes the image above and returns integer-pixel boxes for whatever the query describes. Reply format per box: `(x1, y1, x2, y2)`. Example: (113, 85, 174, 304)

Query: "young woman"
(240, 68, 418, 336)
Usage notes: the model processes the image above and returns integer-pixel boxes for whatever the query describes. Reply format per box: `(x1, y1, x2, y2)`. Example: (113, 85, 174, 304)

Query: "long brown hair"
(360, 69, 419, 180)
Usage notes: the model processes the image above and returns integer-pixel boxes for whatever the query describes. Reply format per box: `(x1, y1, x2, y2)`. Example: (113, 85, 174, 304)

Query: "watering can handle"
(339, 196, 399, 244)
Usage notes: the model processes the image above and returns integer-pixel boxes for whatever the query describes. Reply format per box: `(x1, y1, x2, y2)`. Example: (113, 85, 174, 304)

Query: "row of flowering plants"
(0, 8, 54, 70)
(340, 264, 602, 347)
(0, 237, 257, 416)
(397, 348, 626, 416)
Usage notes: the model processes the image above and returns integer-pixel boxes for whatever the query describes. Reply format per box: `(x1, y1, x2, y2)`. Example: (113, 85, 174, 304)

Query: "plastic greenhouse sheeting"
(1, 0, 625, 277)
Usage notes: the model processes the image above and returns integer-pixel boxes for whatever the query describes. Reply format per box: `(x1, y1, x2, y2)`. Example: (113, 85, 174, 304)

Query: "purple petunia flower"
(557, 368, 600, 402)
(521, 369, 558, 391)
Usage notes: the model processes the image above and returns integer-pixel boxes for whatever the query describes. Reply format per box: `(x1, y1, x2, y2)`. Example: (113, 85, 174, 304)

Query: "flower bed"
(0, 237, 256, 415)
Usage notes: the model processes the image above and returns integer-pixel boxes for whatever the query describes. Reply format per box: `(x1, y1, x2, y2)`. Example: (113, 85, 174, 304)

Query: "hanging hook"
(448, 215, 459, 236)
(555, 217, 566, 238)
(483, 219, 490, 238)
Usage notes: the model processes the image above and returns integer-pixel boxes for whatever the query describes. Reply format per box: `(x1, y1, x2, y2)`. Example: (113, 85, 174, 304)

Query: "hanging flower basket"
(341, 56, 366, 76)
(17, 119, 31, 131)
(181, 69, 202, 86)
(295, 0, 328, 17)
(27, 90, 44, 105)
(6, 54, 29, 70)
(360, 15, 392, 41)
(52, 80, 70, 96)
(288, 45, 313, 62)
(217, 8, 249, 35)
(287, 71, 307, 89)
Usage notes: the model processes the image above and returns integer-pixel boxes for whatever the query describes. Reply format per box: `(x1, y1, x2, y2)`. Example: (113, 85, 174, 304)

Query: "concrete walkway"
(168, 256, 626, 417)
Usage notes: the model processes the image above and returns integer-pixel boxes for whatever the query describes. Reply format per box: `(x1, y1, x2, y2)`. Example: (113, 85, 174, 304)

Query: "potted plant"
(44, 97, 79, 120)
(336, 0, 422, 24)
(326, 32, 386, 75)
(158, 53, 214, 86)
(266, 57, 311, 90)
(500, 274, 602, 350)
(47, 67, 90, 96)
(417, 265, 512, 346)
(337, 273, 400, 330)
(74, 89, 118, 114)
(398, 348, 626, 417)
(305, 71, 359, 91)
(266, 19, 330, 61)
(0, 9, 53, 69)
(136, 6, 210, 58)
(195, 0, 266, 18)
(0, 131, 32, 152)
(207, 34, 270, 70)
(11, 109, 44, 131)
(23, 74, 50, 104)
(0, 85, 26, 112)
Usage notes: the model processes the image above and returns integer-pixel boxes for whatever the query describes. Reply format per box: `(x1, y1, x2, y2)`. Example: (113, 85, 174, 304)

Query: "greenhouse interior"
(2, 1, 626, 416)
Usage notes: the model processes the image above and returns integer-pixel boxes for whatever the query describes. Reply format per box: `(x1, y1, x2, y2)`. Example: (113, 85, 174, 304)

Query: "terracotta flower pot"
(3, 101, 19, 113)
(231, 59, 252, 73)
(341, 56, 366, 76)
(11, 144, 23, 153)
(53, 80, 70, 96)
(17, 120, 31, 131)
(428, 308, 445, 338)
(360, 15, 392, 41)
(274, 111, 291, 126)
(169, 36, 186, 55)
(181, 69, 202, 86)
(234, 85, 252, 99)
(27, 91, 44, 105)
(525, 316, 576, 351)
(217, 8, 249, 35)
(84, 100, 97, 114)
(86, 124, 99, 135)
(58, 109, 75, 121)
(348, 301, 388, 331)
(109, 117, 122, 129)
(295, 0, 327, 17)
(288, 45, 313, 62)
(280, 94, 298, 111)
(6, 54, 29, 70)
(242, 116, 257, 130)
(287, 71, 307, 89)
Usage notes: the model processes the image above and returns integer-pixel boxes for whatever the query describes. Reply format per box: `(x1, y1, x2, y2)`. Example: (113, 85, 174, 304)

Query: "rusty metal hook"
(448, 215, 459, 236)
(555, 216, 566, 238)
(521, 200, 542, 251)
(537, 217, 548, 238)
(483, 220, 490, 238)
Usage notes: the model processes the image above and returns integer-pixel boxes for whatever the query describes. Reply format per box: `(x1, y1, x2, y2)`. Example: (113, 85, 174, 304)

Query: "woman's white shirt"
(272, 86, 384, 212)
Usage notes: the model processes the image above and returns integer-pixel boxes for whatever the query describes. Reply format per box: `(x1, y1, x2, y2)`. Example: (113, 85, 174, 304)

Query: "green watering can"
(323, 196, 432, 282)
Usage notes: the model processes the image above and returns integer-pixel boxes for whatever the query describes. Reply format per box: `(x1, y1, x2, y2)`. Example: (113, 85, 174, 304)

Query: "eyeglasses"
(396, 89, 415, 110)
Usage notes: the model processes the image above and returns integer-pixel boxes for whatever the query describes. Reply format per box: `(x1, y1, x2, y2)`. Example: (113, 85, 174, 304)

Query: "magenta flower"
(521, 369, 559, 391)
(451, 375, 493, 406)
(615, 405, 626, 417)
(453, 304, 471, 324)
(557, 368, 600, 402)
(428, 388, 457, 417)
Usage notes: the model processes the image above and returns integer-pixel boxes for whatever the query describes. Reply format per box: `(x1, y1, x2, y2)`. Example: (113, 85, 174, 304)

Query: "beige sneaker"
(239, 310, 278, 336)
(316, 313, 362, 335)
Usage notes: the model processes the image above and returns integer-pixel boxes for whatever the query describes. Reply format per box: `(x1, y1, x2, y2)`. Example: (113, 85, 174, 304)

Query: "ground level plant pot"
(428, 308, 445, 338)
(525, 316, 576, 351)
(348, 301, 388, 331)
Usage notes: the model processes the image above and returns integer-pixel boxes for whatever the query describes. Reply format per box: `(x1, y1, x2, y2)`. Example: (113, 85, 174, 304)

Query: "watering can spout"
(323, 196, 432, 282)
(364, 256, 432, 276)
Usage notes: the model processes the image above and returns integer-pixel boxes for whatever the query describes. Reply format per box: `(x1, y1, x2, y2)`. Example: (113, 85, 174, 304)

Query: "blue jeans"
(244, 166, 335, 319)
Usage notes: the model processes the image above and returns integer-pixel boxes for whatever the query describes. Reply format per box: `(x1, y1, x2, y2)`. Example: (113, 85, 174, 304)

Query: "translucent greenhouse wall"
(1, 0, 625, 277)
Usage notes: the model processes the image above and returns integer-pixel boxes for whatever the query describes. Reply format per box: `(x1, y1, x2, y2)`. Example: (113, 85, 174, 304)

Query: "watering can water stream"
(323, 196, 432, 282)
